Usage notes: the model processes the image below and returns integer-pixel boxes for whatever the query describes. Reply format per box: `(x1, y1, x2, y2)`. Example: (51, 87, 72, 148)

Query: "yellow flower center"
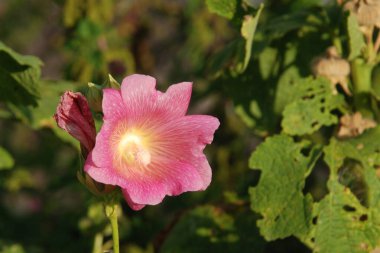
(117, 133, 151, 166)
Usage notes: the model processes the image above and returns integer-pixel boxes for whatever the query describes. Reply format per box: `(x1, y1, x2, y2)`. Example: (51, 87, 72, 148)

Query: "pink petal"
(102, 89, 125, 121)
(121, 190, 145, 210)
(156, 82, 192, 119)
(121, 74, 158, 121)
(84, 153, 127, 187)
(85, 121, 114, 169)
(194, 155, 212, 189)
(149, 115, 219, 188)
(121, 160, 204, 207)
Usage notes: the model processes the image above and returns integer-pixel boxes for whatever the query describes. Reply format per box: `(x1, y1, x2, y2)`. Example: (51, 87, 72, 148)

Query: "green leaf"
(314, 180, 380, 253)
(258, 47, 279, 80)
(7, 80, 79, 147)
(323, 128, 380, 175)
(206, 0, 237, 20)
(249, 135, 320, 240)
(310, 129, 380, 253)
(263, 11, 319, 40)
(0, 146, 14, 170)
(281, 77, 346, 136)
(238, 4, 264, 72)
(0, 41, 42, 106)
(347, 13, 365, 60)
(32, 80, 79, 146)
(207, 5, 263, 76)
(160, 205, 265, 253)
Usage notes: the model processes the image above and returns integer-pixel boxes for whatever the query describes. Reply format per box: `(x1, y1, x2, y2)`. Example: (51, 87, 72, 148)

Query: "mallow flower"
(84, 74, 219, 210)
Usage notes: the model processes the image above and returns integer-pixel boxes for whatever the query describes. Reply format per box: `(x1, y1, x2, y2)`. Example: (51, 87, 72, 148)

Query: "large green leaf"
(249, 135, 320, 240)
(0, 146, 14, 170)
(160, 205, 265, 253)
(313, 180, 380, 253)
(0, 41, 42, 106)
(281, 77, 346, 136)
(206, 0, 237, 20)
(7, 80, 79, 147)
(311, 128, 380, 253)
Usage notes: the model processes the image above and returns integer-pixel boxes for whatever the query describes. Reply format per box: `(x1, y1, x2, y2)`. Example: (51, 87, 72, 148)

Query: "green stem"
(351, 59, 374, 117)
(105, 203, 120, 253)
(92, 233, 103, 253)
(332, 35, 342, 56)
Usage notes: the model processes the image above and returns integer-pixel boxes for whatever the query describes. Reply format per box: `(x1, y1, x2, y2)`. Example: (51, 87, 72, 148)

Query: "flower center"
(118, 133, 151, 166)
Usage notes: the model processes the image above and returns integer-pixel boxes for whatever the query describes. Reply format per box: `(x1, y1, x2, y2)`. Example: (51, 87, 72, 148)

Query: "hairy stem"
(105, 203, 120, 253)
(92, 233, 103, 253)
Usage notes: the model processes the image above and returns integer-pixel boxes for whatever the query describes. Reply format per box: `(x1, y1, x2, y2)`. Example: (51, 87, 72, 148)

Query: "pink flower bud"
(54, 91, 96, 156)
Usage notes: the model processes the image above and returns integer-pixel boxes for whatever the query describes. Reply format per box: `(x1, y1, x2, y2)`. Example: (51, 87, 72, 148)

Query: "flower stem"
(374, 31, 380, 55)
(92, 232, 103, 253)
(351, 58, 374, 117)
(105, 203, 120, 253)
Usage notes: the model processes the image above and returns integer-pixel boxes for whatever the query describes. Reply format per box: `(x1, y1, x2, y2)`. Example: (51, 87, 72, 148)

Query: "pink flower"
(84, 74, 219, 210)
(54, 91, 96, 156)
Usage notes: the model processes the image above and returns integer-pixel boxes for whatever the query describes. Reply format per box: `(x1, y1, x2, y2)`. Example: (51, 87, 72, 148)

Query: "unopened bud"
(54, 91, 96, 155)
(337, 112, 376, 138)
(344, 0, 380, 28)
(312, 47, 351, 95)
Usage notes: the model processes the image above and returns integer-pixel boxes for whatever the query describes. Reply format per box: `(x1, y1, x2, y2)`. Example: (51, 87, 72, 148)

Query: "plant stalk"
(92, 232, 103, 253)
(351, 59, 374, 117)
(105, 203, 120, 253)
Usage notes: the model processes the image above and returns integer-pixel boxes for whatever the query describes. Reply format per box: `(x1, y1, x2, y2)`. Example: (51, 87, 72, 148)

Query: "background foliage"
(1, 0, 380, 252)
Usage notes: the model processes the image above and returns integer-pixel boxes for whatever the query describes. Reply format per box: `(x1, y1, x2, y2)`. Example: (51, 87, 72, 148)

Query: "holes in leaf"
(302, 94, 315, 100)
(343, 205, 356, 212)
(311, 121, 318, 128)
(320, 98, 325, 103)
(359, 214, 368, 222)
(300, 147, 311, 157)
(312, 216, 318, 225)
(338, 159, 368, 207)
(305, 87, 314, 93)
(320, 107, 325, 113)
(303, 159, 329, 201)
(249, 170, 261, 187)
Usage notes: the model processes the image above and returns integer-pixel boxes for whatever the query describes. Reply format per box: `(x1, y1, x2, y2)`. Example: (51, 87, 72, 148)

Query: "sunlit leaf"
(0, 146, 14, 170)
(238, 4, 263, 72)
(7, 80, 79, 147)
(206, 0, 237, 20)
(281, 77, 346, 136)
(312, 129, 380, 253)
(0, 41, 42, 106)
(249, 135, 320, 240)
